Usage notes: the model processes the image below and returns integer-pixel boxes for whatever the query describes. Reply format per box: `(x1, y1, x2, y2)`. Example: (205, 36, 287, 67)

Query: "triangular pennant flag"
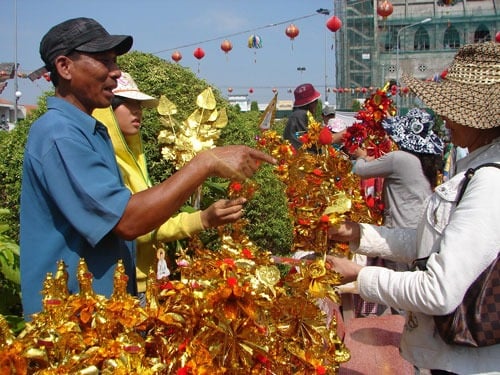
(27, 66, 48, 81)
(258, 93, 277, 131)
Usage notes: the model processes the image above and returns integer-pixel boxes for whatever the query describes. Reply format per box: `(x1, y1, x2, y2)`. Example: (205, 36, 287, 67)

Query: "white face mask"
(326, 118, 347, 133)
(327, 118, 337, 128)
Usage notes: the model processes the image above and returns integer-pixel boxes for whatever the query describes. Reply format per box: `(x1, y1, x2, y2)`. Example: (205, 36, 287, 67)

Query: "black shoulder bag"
(420, 163, 500, 347)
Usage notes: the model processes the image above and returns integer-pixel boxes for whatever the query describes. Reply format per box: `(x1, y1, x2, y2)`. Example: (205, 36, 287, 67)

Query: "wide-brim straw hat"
(402, 42, 499, 129)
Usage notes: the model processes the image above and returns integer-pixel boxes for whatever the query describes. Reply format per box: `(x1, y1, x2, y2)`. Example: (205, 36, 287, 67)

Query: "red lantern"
(193, 47, 205, 60)
(193, 47, 205, 73)
(377, 0, 394, 18)
(326, 16, 342, 32)
(401, 87, 409, 94)
(361, 87, 368, 94)
(171, 50, 182, 63)
(440, 69, 448, 80)
(227, 87, 233, 93)
(220, 40, 233, 54)
(496, 31, 500, 43)
(285, 24, 299, 40)
(285, 23, 300, 50)
(249, 88, 254, 94)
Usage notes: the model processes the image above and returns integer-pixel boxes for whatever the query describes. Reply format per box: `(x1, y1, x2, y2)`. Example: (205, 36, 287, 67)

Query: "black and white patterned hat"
(381, 108, 443, 155)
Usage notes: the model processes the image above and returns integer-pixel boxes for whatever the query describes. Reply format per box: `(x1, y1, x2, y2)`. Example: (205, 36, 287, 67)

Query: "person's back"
(354, 150, 432, 228)
(283, 83, 320, 151)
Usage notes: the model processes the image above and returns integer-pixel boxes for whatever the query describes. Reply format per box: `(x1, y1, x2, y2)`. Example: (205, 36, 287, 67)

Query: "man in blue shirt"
(20, 17, 275, 318)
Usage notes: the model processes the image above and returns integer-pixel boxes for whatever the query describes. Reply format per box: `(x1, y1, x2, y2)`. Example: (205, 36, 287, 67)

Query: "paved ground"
(338, 314, 429, 375)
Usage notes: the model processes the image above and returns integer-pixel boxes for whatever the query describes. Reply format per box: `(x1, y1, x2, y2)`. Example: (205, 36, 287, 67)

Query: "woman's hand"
(328, 221, 361, 244)
(326, 255, 363, 284)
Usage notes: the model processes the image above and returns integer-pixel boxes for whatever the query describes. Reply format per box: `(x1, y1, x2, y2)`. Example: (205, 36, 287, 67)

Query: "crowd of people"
(17, 16, 499, 375)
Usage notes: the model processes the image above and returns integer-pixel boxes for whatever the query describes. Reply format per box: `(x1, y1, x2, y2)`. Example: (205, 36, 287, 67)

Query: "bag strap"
(413, 162, 500, 270)
(456, 163, 500, 206)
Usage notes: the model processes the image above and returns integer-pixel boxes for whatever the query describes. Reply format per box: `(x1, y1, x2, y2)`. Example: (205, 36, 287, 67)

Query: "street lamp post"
(14, 0, 19, 125)
(396, 17, 432, 115)
(316, 8, 330, 104)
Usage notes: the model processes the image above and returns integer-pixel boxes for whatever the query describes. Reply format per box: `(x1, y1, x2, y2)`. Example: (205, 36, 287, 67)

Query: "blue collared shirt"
(20, 97, 136, 318)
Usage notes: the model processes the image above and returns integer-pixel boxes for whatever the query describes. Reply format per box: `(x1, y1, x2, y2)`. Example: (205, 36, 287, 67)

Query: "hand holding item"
(326, 255, 363, 284)
(327, 221, 361, 244)
(201, 198, 247, 228)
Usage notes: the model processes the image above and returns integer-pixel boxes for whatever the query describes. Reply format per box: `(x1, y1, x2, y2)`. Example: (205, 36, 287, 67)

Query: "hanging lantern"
(401, 87, 410, 95)
(377, 0, 394, 19)
(193, 47, 205, 60)
(326, 16, 342, 32)
(227, 87, 233, 93)
(248, 34, 263, 63)
(249, 88, 254, 94)
(496, 31, 500, 43)
(171, 50, 182, 63)
(193, 47, 205, 73)
(220, 39, 233, 60)
(361, 87, 368, 94)
(285, 24, 300, 50)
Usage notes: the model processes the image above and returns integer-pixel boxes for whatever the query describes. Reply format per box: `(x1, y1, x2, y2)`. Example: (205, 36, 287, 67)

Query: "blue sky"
(0, 0, 338, 107)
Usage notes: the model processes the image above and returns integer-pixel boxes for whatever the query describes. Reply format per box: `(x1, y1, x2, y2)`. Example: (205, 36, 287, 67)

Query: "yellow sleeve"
(155, 211, 205, 242)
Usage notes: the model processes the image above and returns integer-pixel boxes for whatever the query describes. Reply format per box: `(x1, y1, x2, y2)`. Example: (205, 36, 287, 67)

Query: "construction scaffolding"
(333, 0, 499, 111)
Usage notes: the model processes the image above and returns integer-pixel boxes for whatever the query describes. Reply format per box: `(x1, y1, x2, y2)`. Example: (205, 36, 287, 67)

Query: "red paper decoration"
(326, 16, 342, 32)
(171, 50, 182, 63)
(377, 0, 394, 18)
(496, 31, 500, 43)
(193, 47, 205, 60)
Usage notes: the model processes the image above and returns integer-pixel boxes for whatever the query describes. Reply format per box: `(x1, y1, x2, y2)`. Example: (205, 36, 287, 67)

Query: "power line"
(151, 10, 330, 55)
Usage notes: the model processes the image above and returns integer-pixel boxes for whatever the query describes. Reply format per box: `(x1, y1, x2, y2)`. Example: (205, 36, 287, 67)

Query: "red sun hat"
(293, 83, 321, 107)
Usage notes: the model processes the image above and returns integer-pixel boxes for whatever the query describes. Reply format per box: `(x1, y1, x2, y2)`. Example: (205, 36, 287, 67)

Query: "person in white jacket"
(327, 42, 500, 374)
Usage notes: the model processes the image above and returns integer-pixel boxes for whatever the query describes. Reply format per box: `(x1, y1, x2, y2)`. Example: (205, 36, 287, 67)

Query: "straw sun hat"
(402, 42, 499, 129)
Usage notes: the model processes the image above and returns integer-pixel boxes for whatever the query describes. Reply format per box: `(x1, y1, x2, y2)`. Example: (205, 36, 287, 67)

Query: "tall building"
(333, 0, 499, 112)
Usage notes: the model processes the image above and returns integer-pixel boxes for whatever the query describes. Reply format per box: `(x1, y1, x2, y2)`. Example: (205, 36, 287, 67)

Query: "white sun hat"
(113, 72, 158, 108)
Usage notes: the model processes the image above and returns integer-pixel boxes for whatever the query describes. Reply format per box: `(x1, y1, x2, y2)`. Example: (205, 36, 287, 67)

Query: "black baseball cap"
(40, 17, 133, 70)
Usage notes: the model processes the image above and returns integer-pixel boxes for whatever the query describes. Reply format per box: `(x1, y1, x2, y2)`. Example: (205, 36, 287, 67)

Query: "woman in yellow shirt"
(93, 72, 246, 299)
